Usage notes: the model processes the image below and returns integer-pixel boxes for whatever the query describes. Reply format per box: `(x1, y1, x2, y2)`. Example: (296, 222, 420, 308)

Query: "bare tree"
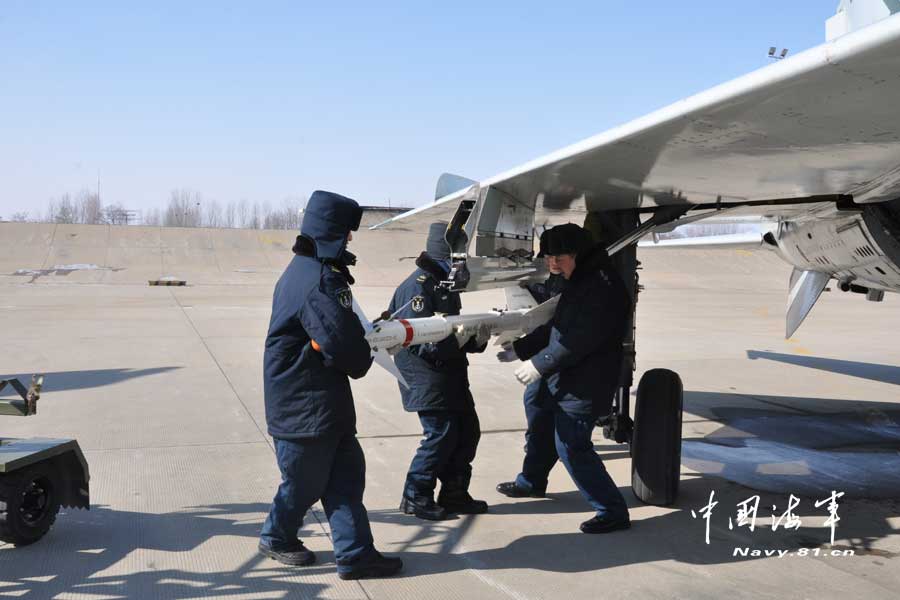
(35, 189, 312, 230)
(164, 189, 203, 227)
(237, 199, 249, 229)
(224, 201, 236, 228)
(11, 211, 29, 222)
(260, 201, 272, 229)
(76, 190, 103, 224)
(51, 194, 77, 224)
(203, 199, 223, 228)
(143, 208, 162, 226)
(283, 197, 303, 229)
(44, 199, 57, 222)
(104, 203, 132, 225)
(263, 208, 277, 230)
(248, 202, 261, 229)
(262, 197, 304, 230)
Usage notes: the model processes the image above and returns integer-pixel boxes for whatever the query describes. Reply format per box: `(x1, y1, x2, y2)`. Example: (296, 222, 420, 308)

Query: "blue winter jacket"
(525, 273, 566, 304)
(388, 253, 486, 412)
(263, 191, 373, 439)
(513, 245, 629, 417)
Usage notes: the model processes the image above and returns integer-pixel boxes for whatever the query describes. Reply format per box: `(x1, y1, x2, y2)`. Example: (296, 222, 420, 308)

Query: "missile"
(352, 287, 559, 388)
(364, 301, 556, 353)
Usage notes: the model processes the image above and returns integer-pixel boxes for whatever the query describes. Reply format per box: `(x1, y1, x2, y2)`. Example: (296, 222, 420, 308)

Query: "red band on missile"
(399, 319, 415, 347)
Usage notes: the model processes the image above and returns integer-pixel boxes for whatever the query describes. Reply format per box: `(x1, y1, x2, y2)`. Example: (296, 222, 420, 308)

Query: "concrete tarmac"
(1, 222, 899, 599)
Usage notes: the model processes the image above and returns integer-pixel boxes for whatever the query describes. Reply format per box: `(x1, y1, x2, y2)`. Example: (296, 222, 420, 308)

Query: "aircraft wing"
(373, 14, 900, 238)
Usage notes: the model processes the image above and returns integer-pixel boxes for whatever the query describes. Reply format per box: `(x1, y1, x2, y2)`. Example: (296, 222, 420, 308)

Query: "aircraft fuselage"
(775, 198, 900, 295)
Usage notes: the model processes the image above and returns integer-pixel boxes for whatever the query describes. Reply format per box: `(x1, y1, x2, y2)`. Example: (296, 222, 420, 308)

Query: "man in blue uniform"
(496, 229, 566, 498)
(389, 222, 490, 521)
(497, 223, 632, 534)
(259, 190, 403, 579)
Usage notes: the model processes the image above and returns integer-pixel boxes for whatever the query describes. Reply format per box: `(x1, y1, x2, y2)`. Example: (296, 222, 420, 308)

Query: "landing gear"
(631, 369, 683, 506)
(592, 209, 685, 506)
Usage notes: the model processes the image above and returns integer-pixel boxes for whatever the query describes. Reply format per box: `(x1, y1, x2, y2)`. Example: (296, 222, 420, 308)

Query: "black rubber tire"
(631, 369, 683, 506)
(0, 462, 61, 546)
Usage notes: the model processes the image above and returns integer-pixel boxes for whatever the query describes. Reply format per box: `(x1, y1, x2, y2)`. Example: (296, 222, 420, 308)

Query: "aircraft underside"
(775, 197, 900, 295)
(369, 3, 900, 506)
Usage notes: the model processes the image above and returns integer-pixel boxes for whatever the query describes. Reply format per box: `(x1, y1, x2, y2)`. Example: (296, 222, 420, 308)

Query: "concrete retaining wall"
(0, 223, 426, 287)
(0, 222, 788, 291)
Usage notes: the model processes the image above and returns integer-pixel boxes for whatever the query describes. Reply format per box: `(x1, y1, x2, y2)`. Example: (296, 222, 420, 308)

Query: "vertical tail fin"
(827, 0, 900, 41)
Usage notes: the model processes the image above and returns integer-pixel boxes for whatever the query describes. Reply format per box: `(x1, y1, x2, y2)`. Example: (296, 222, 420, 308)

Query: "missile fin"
(504, 285, 538, 311)
(373, 347, 410, 389)
(522, 296, 560, 332)
(352, 298, 410, 388)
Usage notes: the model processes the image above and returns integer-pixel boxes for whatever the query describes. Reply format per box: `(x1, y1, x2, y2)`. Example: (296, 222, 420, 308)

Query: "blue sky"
(0, 1, 836, 219)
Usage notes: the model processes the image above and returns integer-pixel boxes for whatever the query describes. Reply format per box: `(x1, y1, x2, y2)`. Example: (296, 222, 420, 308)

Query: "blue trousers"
(404, 408, 480, 498)
(515, 381, 559, 493)
(260, 434, 374, 564)
(517, 388, 628, 518)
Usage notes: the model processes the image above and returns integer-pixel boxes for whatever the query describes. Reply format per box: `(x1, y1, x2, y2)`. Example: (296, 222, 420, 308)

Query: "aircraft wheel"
(0, 462, 61, 546)
(631, 369, 683, 506)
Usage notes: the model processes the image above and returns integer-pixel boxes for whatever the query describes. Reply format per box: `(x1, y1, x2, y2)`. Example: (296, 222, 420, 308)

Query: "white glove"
(496, 342, 517, 363)
(514, 361, 541, 385)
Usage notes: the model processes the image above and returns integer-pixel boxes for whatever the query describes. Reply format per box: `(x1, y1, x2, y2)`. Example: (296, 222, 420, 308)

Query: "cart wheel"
(0, 462, 62, 546)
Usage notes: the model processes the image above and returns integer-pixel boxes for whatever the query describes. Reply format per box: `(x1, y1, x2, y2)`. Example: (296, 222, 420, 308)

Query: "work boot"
(338, 550, 403, 580)
(258, 540, 316, 566)
(399, 495, 450, 521)
(496, 481, 545, 498)
(579, 514, 631, 534)
(438, 488, 488, 514)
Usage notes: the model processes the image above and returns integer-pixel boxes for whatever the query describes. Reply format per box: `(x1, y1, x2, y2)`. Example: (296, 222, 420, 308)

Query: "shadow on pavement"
(486, 490, 638, 516)
(0, 368, 182, 396)
(1, 474, 897, 597)
(746, 351, 900, 386)
(380, 475, 900, 578)
(0, 503, 331, 599)
(683, 391, 900, 498)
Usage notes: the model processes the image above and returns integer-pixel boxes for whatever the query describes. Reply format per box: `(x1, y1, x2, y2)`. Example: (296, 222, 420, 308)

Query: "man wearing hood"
(259, 190, 402, 579)
(388, 222, 490, 521)
(497, 223, 632, 534)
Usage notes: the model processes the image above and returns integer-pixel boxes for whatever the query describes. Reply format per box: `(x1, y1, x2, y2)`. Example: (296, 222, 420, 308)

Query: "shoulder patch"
(411, 295, 426, 313)
(416, 274, 427, 283)
(330, 265, 342, 273)
(336, 288, 353, 309)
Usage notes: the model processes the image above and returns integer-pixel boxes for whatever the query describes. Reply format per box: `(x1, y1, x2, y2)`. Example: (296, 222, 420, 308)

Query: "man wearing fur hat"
(497, 223, 632, 534)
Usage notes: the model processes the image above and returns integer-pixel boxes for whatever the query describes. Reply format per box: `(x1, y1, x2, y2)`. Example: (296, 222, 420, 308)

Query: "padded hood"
(300, 190, 363, 260)
(425, 221, 451, 260)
